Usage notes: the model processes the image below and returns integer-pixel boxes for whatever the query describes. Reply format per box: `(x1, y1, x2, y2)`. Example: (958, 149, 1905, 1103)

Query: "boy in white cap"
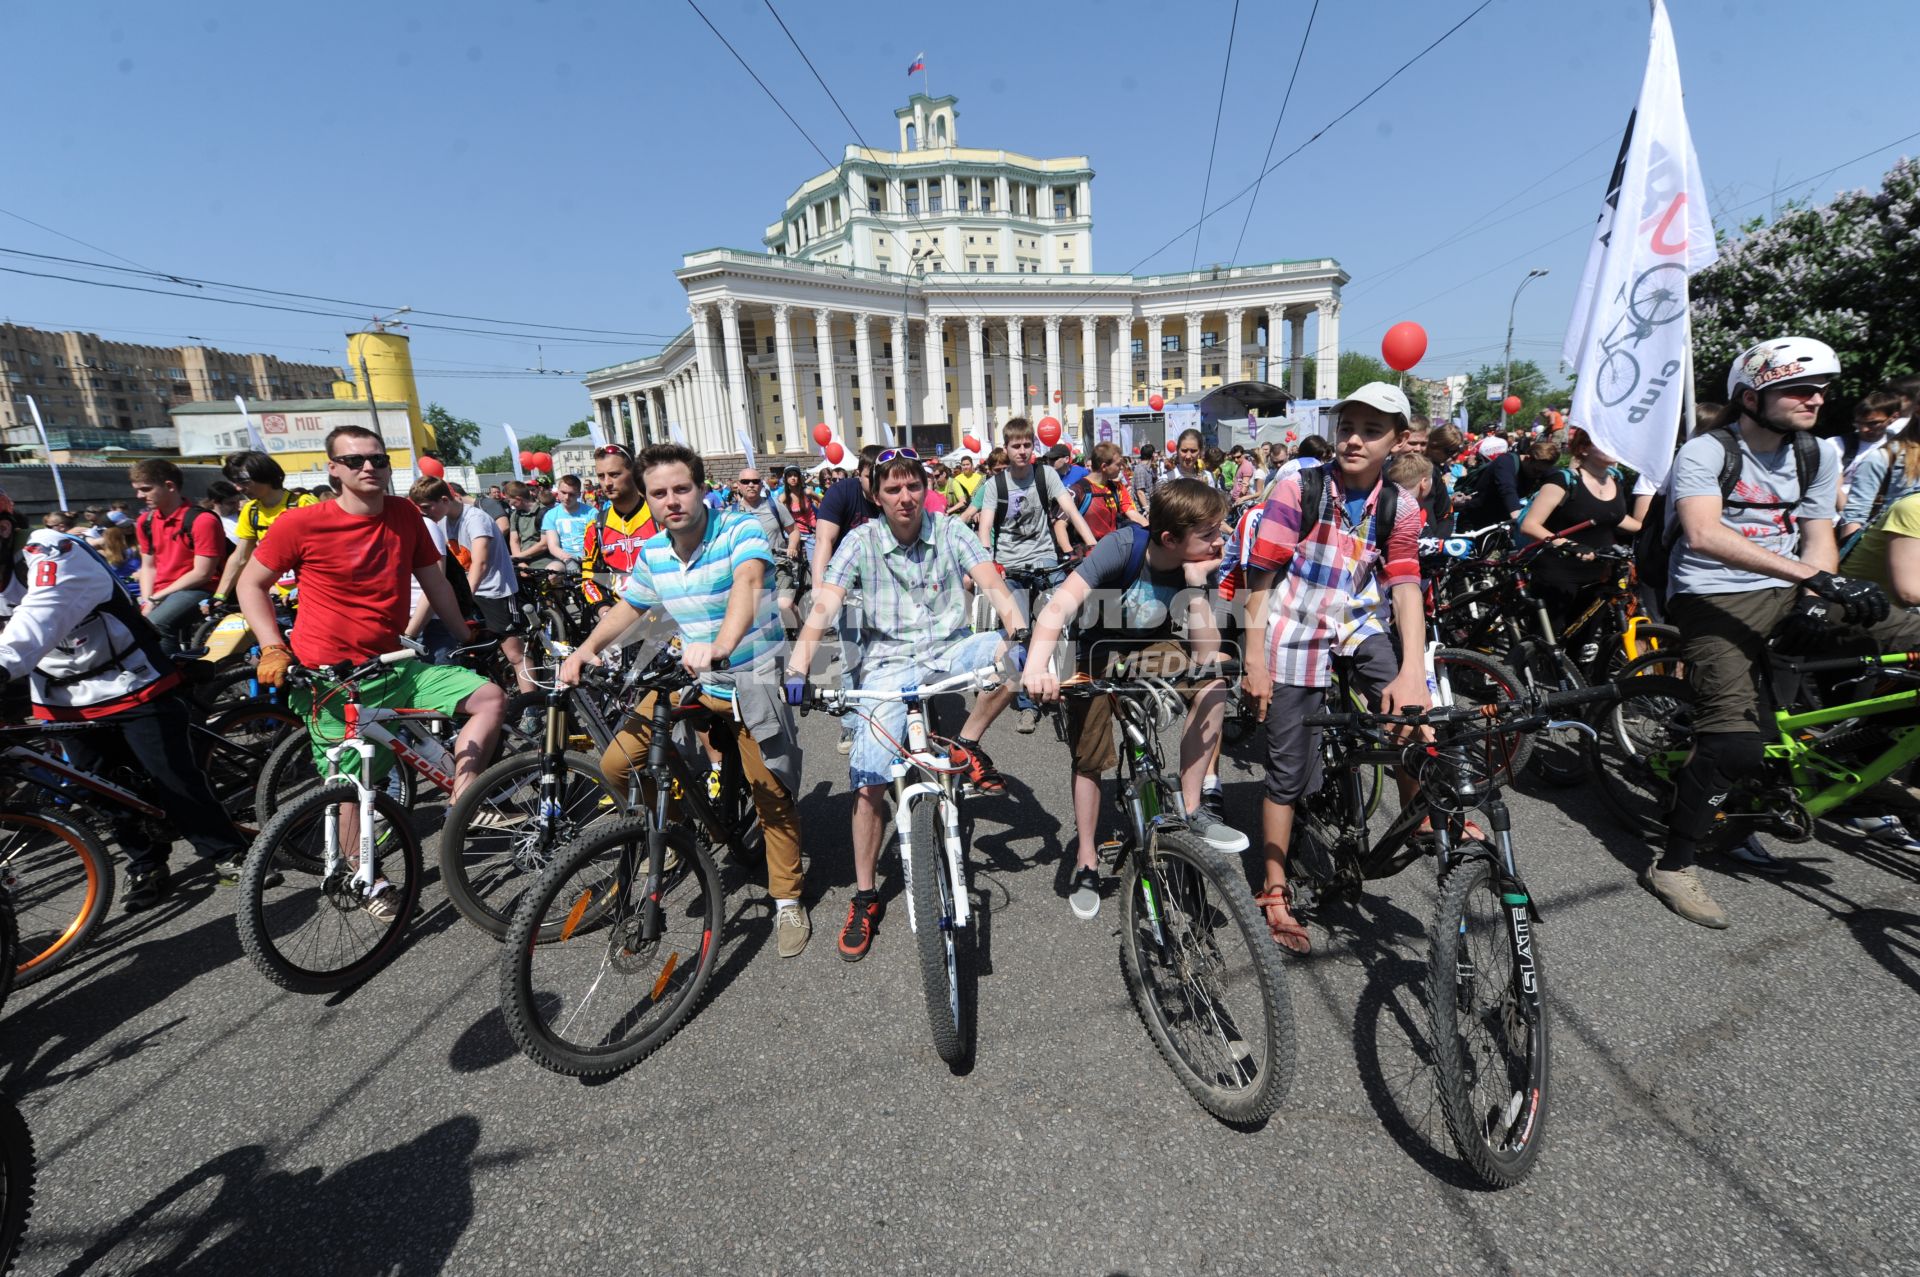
(1239, 383, 1430, 953)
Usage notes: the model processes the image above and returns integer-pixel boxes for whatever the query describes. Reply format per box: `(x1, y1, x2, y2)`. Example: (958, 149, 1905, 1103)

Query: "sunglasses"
(596, 444, 633, 459)
(876, 447, 920, 465)
(330, 453, 392, 471)
(737, 478, 763, 486)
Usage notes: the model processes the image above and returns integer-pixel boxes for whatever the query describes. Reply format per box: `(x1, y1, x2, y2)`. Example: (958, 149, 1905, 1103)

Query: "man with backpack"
(130, 458, 230, 651)
(1644, 336, 1920, 928)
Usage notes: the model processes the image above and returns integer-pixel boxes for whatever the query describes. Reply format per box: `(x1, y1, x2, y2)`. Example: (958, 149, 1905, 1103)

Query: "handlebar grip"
(379, 648, 420, 666)
(1302, 711, 1349, 729)
(711, 654, 730, 672)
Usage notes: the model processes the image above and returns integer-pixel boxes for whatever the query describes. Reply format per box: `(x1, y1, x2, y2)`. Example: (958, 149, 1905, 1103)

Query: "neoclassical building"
(585, 94, 1346, 458)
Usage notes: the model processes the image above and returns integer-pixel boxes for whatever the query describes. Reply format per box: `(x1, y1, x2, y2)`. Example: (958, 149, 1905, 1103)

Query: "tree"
(1690, 157, 1920, 423)
(1292, 354, 1430, 415)
(1462, 360, 1556, 434)
(472, 431, 563, 477)
(423, 403, 483, 466)
(565, 419, 592, 439)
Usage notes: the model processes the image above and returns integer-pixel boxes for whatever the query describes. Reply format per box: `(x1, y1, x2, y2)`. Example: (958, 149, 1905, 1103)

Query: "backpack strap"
(1297, 465, 1329, 534)
(1371, 480, 1400, 560)
(1121, 522, 1150, 588)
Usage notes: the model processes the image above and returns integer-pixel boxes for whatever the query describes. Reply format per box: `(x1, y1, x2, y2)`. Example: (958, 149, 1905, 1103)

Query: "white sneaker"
(1840, 813, 1920, 853)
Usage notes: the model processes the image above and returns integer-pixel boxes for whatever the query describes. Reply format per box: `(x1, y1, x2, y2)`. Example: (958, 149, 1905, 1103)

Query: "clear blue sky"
(3, 0, 1915, 457)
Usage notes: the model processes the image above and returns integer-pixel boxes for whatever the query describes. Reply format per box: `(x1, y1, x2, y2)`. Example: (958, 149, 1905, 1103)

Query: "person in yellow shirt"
(1840, 489, 1920, 606)
(207, 450, 316, 611)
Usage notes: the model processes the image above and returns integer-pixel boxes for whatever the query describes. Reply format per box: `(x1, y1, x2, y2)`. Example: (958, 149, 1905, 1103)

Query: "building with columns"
(584, 94, 1346, 462)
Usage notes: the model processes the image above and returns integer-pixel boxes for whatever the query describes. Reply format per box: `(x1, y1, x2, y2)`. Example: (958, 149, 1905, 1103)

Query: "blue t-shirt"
(816, 476, 880, 533)
(540, 503, 594, 560)
(1341, 488, 1371, 530)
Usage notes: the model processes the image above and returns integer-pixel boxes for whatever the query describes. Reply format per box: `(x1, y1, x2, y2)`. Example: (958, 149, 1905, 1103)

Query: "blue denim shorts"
(847, 630, 1004, 789)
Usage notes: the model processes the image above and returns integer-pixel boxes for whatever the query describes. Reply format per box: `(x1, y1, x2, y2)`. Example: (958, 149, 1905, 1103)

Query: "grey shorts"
(1262, 633, 1399, 805)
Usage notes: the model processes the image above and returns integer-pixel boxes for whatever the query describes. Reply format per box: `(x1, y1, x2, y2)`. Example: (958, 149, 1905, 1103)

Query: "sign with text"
(175, 407, 411, 458)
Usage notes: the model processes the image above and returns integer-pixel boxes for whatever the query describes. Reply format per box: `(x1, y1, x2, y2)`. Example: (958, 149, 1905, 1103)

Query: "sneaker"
(215, 858, 283, 889)
(123, 865, 171, 913)
(1191, 794, 1249, 852)
(1068, 866, 1102, 920)
(1840, 813, 1920, 854)
(1641, 865, 1729, 929)
(836, 735, 854, 755)
(1720, 834, 1789, 876)
(952, 741, 1007, 794)
(1016, 707, 1041, 735)
(775, 901, 811, 958)
(705, 765, 724, 802)
(838, 893, 881, 961)
(363, 885, 404, 923)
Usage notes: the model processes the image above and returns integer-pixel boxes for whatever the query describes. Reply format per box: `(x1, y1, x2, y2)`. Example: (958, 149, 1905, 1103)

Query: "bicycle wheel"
(1592, 663, 1692, 840)
(1432, 648, 1534, 783)
(1513, 641, 1588, 786)
(254, 730, 417, 830)
(908, 798, 973, 1067)
(1428, 855, 1549, 1187)
(0, 896, 17, 1015)
(0, 810, 114, 989)
(500, 817, 721, 1077)
(197, 704, 300, 827)
(1604, 622, 1682, 679)
(1119, 827, 1294, 1124)
(0, 1096, 33, 1276)
(236, 783, 422, 994)
(438, 750, 622, 939)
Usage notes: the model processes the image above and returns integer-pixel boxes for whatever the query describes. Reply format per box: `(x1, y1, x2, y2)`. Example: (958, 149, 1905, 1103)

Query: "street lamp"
(1502, 268, 1548, 427)
(900, 246, 937, 449)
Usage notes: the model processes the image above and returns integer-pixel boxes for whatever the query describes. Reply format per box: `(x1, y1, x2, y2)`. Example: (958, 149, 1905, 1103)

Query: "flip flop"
(1252, 885, 1311, 955)
(1419, 815, 1488, 842)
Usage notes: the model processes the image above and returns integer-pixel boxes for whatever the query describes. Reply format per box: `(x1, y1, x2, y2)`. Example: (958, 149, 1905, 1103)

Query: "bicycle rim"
(0, 810, 113, 988)
(440, 751, 620, 939)
(199, 706, 299, 826)
(1120, 829, 1293, 1124)
(1433, 648, 1533, 783)
(501, 819, 721, 1077)
(1518, 645, 1588, 786)
(0, 1097, 34, 1277)
(909, 800, 971, 1067)
(1593, 669, 1691, 839)
(1429, 857, 1548, 1186)
(238, 785, 421, 995)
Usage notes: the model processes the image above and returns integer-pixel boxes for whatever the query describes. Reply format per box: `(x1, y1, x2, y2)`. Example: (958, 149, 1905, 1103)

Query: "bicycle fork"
(321, 735, 381, 894)
(894, 774, 968, 936)
(1457, 800, 1543, 1024)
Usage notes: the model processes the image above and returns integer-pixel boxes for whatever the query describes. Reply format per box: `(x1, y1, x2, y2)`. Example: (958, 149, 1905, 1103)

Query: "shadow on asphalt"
(43, 1114, 509, 1276)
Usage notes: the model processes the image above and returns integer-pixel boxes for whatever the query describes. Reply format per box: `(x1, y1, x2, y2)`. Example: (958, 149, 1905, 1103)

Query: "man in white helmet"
(1651, 336, 1920, 928)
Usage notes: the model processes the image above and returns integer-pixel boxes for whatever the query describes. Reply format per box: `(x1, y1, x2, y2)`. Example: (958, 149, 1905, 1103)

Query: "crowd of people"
(1, 333, 1917, 957)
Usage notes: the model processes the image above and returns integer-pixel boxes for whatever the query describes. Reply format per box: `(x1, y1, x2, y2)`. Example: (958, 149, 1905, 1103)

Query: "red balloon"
(417, 455, 445, 478)
(1502, 395, 1523, 416)
(518, 450, 535, 469)
(1381, 321, 1428, 372)
(812, 422, 832, 446)
(1166, 440, 1178, 453)
(1148, 393, 1165, 412)
(824, 441, 845, 465)
(1036, 416, 1062, 447)
(533, 451, 553, 472)
(962, 434, 980, 452)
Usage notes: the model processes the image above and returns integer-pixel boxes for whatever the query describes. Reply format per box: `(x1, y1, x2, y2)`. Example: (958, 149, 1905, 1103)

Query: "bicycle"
(1056, 661, 1294, 1125)
(796, 654, 1014, 1068)
(1294, 676, 1620, 1185)
(498, 645, 763, 1077)
(0, 890, 28, 1277)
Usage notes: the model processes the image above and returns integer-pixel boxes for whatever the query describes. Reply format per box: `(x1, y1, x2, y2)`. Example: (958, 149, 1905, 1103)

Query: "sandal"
(1418, 815, 1487, 842)
(1252, 883, 1311, 955)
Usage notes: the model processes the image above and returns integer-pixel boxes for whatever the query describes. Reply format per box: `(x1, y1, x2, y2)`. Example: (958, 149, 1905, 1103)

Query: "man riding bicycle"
(785, 448, 1027, 960)
(581, 444, 656, 602)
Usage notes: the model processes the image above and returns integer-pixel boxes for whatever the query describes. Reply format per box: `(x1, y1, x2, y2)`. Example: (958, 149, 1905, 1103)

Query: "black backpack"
(1297, 465, 1401, 563)
(1635, 425, 1820, 594)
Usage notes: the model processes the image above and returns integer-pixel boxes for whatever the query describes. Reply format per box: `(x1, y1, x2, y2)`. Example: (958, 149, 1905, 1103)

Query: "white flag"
(23, 397, 68, 510)
(588, 416, 608, 449)
(503, 423, 524, 481)
(881, 419, 897, 447)
(1562, 0, 1716, 489)
(734, 425, 758, 473)
(670, 421, 688, 447)
(234, 395, 268, 453)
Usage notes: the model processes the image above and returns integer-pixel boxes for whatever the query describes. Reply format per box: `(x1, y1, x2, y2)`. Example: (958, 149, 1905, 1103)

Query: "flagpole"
(1678, 308, 1697, 449)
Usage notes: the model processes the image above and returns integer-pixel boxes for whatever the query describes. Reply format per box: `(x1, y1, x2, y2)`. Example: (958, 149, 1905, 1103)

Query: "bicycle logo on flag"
(1592, 261, 1687, 412)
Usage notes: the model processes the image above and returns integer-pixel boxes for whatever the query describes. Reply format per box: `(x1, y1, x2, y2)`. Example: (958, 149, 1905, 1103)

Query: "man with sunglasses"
(728, 466, 793, 549)
(205, 450, 316, 616)
(237, 427, 507, 913)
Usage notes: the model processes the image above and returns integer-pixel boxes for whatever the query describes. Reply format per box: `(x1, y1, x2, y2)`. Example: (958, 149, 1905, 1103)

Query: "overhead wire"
(1228, 0, 1319, 267)
(1188, 0, 1241, 276)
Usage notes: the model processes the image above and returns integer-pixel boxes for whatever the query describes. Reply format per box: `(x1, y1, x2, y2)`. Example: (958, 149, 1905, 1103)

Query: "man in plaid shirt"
(1240, 383, 1430, 953)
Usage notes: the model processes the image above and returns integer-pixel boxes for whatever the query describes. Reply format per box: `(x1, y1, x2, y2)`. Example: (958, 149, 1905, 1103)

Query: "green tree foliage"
(1462, 361, 1555, 434)
(422, 403, 482, 465)
(565, 419, 592, 439)
(1290, 354, 1430, 416)
(472, 431, 563, 477)
(1690, 157, 1920, 422)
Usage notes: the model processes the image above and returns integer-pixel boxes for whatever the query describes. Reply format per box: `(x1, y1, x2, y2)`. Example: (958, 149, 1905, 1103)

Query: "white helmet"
(1726, 336, 1840, 399)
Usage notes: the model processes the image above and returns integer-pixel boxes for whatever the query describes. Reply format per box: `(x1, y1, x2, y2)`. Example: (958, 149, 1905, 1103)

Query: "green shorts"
(292, 660, 491, 783)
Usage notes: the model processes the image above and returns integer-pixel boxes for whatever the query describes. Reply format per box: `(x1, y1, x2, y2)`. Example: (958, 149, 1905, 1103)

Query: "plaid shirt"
(1246, 473, 1422, 688)
(824, 512, 990, 676)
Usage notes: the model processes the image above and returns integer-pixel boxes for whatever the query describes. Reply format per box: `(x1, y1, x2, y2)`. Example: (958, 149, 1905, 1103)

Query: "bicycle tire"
(1432, 648, 1534, 783)
(438, 750, 621, 939)
(1592, 663, 1692, 840)
(1605, 622, 1682, 679)
(540, 606, 573, 646)
(254, 729, 418, 831)
(1514, 641, 1589, 787)
(236, 783, 423, 995)
(1119, 827, 1294, 1124)
(908, 798, 973, 1067)
(499, 817, 721, 1077)
(1428, 855, 1549, 1186)
(189, 663, 267, 714)
(0, 809, 114, 989)
(197, 704, 300, 827)
(0, 1096, 34, 1276)
(0, 896, 17, 1016)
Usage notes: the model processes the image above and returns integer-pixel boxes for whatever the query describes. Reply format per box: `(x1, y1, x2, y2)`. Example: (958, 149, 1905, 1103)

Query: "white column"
(718, 299, 750, 444)
(664, 377, 684, 440)
(1289, 310, 1308, 399)
(1005, 319, 1025, 426)
(1147, 316, 1164, 398)
(812, 309, 841, 436)
(854, 313, 879, 446)
(1265, 304, 1286, 384)
(889, 316, 910, 435)
(687, 303, 721, 450)
(1225, 308, 1245, 386)
(1043, 316, 1062, 420)
(922, 316, 945, 425)
(1110, 317, 1130, 406)
(772, 304, 799, 454)
(1185, 310, 1203, 392)
(1315, 298, 1340, 400)
(1079, 316, 1099, 422)
(966, 316, 987, 438)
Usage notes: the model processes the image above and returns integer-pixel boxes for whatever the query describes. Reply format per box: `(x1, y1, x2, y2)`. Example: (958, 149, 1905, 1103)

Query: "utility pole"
(1503, 268, 1549, 430)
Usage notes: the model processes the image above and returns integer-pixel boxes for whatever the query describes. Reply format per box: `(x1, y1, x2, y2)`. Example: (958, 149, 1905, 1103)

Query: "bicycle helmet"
(1726, 336, 1840, 399)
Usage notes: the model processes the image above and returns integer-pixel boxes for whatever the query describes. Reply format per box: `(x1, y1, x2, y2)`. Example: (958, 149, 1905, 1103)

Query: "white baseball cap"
(1331, 381, 1413, 422)
(1478, 435, 1510, 459)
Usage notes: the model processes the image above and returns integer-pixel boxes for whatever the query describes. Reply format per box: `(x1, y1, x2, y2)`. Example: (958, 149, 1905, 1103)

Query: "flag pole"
(1678, 307, 1697, 449)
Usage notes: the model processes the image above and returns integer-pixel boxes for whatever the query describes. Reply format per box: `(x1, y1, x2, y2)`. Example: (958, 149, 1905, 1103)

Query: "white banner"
(233, 395, 268, 453)
(735, 425, 758, 473)
(503, 423, 525, 481)
(23, 397, 67, 509)
(1561, 0, 1716, 488)
(178, 406, 408, 458)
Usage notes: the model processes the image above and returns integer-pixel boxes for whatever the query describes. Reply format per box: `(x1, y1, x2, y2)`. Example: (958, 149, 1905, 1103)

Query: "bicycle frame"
(0, 740, 164, 820)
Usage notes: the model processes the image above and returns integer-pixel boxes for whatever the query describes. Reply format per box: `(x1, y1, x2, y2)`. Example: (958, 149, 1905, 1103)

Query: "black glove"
(1778, 594, 1834, 653)
(1805, 571, 1891, 626)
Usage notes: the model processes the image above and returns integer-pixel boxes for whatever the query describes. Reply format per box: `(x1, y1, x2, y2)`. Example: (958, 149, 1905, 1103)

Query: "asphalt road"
(8, 704, 1920, 1275)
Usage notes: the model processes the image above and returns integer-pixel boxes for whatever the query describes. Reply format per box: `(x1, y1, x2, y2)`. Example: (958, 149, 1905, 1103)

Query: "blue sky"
(3, 0, 1915, 457)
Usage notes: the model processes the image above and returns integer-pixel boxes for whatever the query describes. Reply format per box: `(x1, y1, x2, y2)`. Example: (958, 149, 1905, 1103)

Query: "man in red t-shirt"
(238, 427, 504, 887)
(131, 458, 230, 650)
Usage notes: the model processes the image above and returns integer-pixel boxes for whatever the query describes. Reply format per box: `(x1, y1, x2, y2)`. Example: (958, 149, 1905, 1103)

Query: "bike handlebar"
(1302, 680, 1620, 733)
(796, 661, 1004, 712)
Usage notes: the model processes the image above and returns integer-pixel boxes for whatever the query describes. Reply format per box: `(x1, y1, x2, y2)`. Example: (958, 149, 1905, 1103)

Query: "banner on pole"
(234, 395, 269, 453)
(1561, 0, 1716, 489)
(503, 424, 525, 481)
(735, 426, 758, 473)
(24, 397, 68, 509)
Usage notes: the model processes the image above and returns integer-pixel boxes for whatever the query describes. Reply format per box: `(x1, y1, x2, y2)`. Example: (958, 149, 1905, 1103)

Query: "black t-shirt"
(816, 477, 879, 534)
(1530, 467, 1627, 589)
(1421, 459, 1452, 536)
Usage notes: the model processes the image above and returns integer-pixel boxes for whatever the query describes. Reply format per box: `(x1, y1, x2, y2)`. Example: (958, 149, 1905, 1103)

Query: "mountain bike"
(797, 654, 1012, 1069)
(1057, 661, 1294, 1125)
(499, 645, 762, 1077)
(1296, 678, 1620, 1185)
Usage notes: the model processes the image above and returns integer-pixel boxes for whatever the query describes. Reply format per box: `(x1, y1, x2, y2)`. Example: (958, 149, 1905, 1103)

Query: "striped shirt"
(1246, 472, 1422, 688)
(620, 508, 783, 697)
(825, 512, 989, 677)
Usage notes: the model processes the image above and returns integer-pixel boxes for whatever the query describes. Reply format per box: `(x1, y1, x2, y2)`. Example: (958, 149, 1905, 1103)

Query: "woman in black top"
(1517, 428, 1633, 645)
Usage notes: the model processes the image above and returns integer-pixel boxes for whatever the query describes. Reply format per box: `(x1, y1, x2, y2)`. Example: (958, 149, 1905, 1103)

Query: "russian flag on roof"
(906, 52, 925, 75)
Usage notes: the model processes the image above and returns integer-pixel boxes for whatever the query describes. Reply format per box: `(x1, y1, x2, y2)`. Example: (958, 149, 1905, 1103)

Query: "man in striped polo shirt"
(559, 442, 811, 957)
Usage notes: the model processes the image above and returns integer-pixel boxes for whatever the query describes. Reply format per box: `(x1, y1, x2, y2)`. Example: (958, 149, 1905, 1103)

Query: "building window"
(1200, 331, 1219, 348)
(1130, 339, 1144, 356)
(1163, 335, 1182, 354)
(929, 188, 943, 213)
